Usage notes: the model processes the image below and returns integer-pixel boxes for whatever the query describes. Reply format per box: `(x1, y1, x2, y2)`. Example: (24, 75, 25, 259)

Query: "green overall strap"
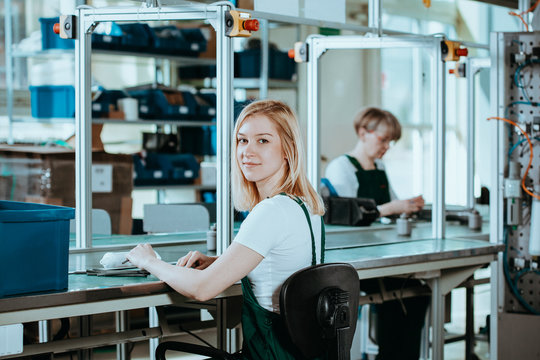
(281, 193, 325, 265)
(345, 154, 391, 205)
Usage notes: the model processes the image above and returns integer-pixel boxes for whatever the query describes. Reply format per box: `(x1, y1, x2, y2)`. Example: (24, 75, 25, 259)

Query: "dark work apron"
(240, 194, 326, 360)
(345, 155, 391, 205)
(344, 156, 429, 359)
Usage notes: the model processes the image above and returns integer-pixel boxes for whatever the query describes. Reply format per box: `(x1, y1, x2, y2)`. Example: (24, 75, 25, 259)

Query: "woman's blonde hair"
(353, 107, 402, 141)
(232, 100, 325, 215)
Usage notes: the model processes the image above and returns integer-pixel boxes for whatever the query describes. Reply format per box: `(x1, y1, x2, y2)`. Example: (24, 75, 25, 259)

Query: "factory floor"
(54, 271, 492, 360)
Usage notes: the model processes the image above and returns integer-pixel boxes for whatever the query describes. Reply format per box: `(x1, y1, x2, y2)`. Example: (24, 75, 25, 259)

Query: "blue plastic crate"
(150, 26, 207, 56)
(29, 85, 75, 118)
(133, 153, 200, 185)
(39, 17, 75, 50)
(0, 201, 74, 298)
(128, 88, 198, 120)
(118, 23, 153, 52)
(92, 89, 129, 118)
(193, 93, 215, 120)
(92, 33, 123, 50)
(177, 65, 216, 80)
(235, 49, 296, 80)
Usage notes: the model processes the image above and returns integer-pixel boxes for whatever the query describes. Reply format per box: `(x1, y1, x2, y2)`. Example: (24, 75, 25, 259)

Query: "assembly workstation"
(0, 222, 500, 360)
(1, 1, 539, 360)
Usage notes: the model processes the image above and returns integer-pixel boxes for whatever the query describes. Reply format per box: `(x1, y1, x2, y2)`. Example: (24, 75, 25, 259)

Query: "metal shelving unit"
(134, 183, 215, 191)
(92, 118, 215, 126)
(188, 77, 298, 89)
(12, 47, 217, 65)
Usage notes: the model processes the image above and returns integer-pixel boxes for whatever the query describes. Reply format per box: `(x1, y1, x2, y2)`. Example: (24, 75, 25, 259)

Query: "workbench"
(0, 221, 502, 359)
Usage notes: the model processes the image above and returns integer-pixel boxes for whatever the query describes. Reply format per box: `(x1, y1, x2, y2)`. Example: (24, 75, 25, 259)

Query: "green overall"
(345, 156, 429, 360)
(345, 155, 390, 205)
(240, 195, 325, 360)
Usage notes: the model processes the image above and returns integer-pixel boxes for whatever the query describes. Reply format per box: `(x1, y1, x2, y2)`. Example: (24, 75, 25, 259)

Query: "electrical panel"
(493, 32, 540, 316)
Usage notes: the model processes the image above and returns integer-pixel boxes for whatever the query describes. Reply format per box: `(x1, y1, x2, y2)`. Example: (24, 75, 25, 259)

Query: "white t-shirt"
(324, 155, 396, 199)
(233, 194, 323, 313)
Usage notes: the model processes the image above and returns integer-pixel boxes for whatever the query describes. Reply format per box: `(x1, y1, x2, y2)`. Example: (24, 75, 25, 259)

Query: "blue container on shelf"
(118, 23, 153, 51)
(39, 17, 75, 50)
(92, 89, 129, 118)
(92, 33, 123, 50)
(149, 26, 207, 56)
(177, 65, 216, 80)
(92, 21, 123, 50)
(128, 88, 198, 120)
(0, 201, 74, 298)
(179, 126, 215, 156)
(193, 93, 215, 120)
(29, 85, 75, 118)
(133, 153, 200, 185)
(235, 49, 296, 80)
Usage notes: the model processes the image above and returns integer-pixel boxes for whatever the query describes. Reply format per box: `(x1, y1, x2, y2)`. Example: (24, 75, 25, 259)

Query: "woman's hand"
(177, 251, 217, 270)
(379, 195, 425, 216)
(126, 243, 158, 270)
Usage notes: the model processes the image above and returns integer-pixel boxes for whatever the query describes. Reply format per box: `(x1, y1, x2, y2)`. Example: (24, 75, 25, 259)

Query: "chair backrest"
(280, 263, 360, 360)
(143, 203, 210, 233)
(69, 208, 112, 236)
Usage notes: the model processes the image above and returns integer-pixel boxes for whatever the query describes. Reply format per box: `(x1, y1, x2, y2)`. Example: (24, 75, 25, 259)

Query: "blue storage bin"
(92, 22, 123, 50)
(179, 126, 215, 156)
(118, 23, 153, 51)
(29, 85, 75, 118)
(92, 89, 129, 118)
(128, 88, 198, 120)
(235, 49, 296, 80)
(150, 26, 207, 56)
(271, 50, 296, 80)
(177, 65, 216, 80)
(179, 28, 208, 54)
(193, 93, 215, 120)
(92, 33, 123, 50)
(133, 153, 200, 185)
(0, 200, 74, 298)
(39, 17, 75, 50)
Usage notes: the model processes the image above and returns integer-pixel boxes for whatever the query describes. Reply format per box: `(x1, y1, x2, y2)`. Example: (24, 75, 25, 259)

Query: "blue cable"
(503, 227, 540, 315)
(508, 137, 540, 157)
(514, 59, 540, 104)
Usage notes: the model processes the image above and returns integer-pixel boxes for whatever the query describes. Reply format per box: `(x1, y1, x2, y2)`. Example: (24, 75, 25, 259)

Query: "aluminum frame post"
(466, 58, 491, 209)
(38, 320, 49, 343)
(489, 32, 506, 360)
(4, 0, 14, 145)
(216, 4, 234, 255)
(466, 58, 476, 210)
(116, 311, 128, 360)
(432, 39, 446, 241)
(429, 277, 445, 360)
(368, 0, 382, 36)
(306, 35, 324, 189)
(259, 19, 269, 99)
(75, 8, 93, 248)
(518, 0, 530, 31)
(149, 307, 159, 360)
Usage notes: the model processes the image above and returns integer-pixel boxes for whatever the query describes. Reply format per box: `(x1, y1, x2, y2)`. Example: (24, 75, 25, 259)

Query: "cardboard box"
(0, 145, 133, 234)
(236, 0, 254, 10)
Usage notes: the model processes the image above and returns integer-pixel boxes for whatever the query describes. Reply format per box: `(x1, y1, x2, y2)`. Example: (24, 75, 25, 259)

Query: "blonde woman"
(127, 100, 325, 359)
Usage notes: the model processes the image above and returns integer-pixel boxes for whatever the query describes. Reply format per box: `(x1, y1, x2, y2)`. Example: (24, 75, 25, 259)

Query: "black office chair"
(155, 263, 360, 360)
